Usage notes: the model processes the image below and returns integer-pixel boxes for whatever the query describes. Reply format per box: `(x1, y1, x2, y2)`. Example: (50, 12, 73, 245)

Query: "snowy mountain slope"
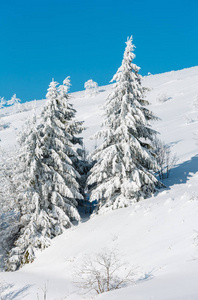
(0, 66, 198, 299)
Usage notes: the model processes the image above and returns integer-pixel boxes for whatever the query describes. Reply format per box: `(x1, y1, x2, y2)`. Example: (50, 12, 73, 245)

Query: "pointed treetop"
(125, 36, 134, 48)
(46, 80, 59, 100)
(123, 36, 135, 61)
(63, 76, 71, 93)
(110, 36, 139, 83)
(49, 80, 58, 88)
(58, 76, 71, 97)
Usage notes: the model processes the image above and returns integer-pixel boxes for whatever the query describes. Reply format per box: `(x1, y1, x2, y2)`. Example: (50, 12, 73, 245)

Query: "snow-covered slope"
(0, 67, 198, 299)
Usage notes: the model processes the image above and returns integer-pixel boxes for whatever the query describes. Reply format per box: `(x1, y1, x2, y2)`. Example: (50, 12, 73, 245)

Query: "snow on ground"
(0, 66, 198, 299)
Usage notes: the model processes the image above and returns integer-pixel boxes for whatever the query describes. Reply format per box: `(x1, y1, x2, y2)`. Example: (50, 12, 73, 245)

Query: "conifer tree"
(87, 36, 161, 212)
(58, 77, 88, 200)
(7, 94, 21, 106)
(0, 146, 20, 266)
(6, 79, 84, 271)
(7, 94, 21, 112)
(5, 114, 41, 270)
(58, 77, 84, 153)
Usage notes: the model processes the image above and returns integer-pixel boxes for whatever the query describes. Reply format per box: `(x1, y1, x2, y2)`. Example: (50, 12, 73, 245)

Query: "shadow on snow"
(160, 154, 198, 189)
(0, 282, 32, 300)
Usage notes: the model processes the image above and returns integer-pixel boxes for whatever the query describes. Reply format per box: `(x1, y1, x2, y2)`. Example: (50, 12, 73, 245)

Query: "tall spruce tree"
(87, 36, 161, 212)
(6, 79, 84, 271)
(58, 78, 90, 201)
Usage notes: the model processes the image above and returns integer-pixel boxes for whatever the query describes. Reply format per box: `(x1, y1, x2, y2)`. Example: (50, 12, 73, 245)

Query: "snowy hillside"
(1, 66, 198, 299)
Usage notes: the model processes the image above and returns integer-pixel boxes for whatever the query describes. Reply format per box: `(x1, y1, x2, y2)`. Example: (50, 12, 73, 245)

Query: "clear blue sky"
(0, 0, 197, 102)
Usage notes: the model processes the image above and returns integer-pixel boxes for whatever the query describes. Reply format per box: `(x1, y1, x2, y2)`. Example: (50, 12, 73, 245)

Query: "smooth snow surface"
(1, 67, 198, 299)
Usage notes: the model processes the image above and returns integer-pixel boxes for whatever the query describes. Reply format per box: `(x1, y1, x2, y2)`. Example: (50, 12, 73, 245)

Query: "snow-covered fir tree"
(58, 77, 89, 201)
(58, 77, 83, 149)
(6, 79, 84, 271)
(87, 36, 161, 212)
(0, 146, 21, 268)
(7, 94, 21, 112)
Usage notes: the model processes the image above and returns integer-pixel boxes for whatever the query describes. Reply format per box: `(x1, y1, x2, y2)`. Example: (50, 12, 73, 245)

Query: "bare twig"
(74, 248, 137, 295)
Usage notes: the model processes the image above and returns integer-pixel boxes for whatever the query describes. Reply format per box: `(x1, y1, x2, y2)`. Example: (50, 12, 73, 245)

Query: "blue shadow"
(161, 154, 198, 188)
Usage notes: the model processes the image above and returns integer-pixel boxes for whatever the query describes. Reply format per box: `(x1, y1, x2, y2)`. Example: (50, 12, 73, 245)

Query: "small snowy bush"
(84, 79, 98, 96)
(184, 114, 194, 124)
(157, 93, 171, 103)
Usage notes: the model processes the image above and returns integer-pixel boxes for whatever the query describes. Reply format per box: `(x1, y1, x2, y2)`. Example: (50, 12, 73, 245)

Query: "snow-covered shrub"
(87, 36, 161, 212)
(184, 114, 194, 124)
(0, 120, 10, 130)
(157, 93, 171, 103)
(152, 138, 178, 179)
(192, 95, 198, 110)
(84, 79, 98, 96)
(74, 248, 137, 294)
